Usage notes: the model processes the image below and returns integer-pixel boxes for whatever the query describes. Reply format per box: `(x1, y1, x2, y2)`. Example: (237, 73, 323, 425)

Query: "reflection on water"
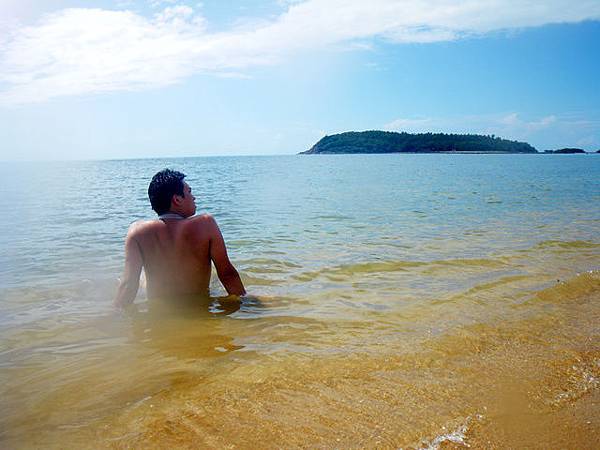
(0, 155, 599, 448)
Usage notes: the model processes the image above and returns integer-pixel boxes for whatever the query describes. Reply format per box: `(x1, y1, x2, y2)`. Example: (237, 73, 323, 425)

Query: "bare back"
(113, 175, 245, 308)
(131, 215, 213, 298)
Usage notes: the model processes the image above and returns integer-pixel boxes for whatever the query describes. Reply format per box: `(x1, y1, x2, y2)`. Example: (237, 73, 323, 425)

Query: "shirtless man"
(113, 169, 245, 307)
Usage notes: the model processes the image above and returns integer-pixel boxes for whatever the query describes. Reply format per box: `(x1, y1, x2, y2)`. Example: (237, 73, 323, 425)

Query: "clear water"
(1, 154, 599, 448)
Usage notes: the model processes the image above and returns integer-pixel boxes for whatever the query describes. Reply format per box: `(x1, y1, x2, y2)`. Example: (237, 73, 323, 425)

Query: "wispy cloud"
(383, 117, 433, 130)
(384, 112, 568, 135)
(149, 0, 181, 8)
(383, 112, 600, 149)
(2, 0, 600, 104)
(496, 112, 557, 133)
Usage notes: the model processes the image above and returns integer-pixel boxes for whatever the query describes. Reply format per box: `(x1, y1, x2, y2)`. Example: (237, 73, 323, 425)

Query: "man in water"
(113, 169, 245, 307)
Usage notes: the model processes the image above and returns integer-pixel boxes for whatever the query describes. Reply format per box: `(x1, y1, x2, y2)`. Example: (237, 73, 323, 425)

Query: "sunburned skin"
(114, 180, 245, 307)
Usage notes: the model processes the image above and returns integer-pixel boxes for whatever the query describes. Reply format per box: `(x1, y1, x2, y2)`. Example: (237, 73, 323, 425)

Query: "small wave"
(548, 357, 600, 407)
(241, 275, 280, 286)
(230, 237, 297, 247)
(292, 260, 425, 282)
(532, 240, 600, 250)
(431, 274, 531, 305)
(65, 216, 110, 224)
(292, 257, 510, 282)
(415, 415, 481, 450)
(429, 257, 509, 269)
(530, 270, 600, 305)
(240, 258, 301, 269)
(485, 197, 503, 204)
(244, 267, 290, 274)
(310, 214, 353, 221)
(33, 337, 125, 355)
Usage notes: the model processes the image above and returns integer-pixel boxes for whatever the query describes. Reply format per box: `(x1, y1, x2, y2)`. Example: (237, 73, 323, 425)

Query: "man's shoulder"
(188, 213, 217, 226)
(127, 219, 159, 235)
(185, 214, 220, 237)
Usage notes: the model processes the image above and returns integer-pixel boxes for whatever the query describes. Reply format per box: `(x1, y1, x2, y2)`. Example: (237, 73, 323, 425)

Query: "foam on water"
(415, 414, 479, 450)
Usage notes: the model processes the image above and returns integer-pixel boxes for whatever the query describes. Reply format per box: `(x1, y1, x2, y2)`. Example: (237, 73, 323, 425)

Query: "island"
(543, 148, 586, 154)
(300, 131, 538, 154)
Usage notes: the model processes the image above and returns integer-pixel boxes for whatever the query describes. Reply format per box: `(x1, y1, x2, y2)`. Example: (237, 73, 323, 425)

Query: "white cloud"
(116, 0, 136, 8)
(155, 5, 194, 21)
(384, 112, 562, 135)
(384, 117, 432, 131)
(149, 0, 179, 8)
(1, 0, 600, 104)
(575, 135, 597, 148)
(497, 112, 557, 132)
(214, 71, 253, 80)
(383, 112, 600, 149)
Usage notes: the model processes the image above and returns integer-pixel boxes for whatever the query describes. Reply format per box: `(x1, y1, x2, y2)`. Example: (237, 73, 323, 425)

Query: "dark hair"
(148, 169, 186, 215)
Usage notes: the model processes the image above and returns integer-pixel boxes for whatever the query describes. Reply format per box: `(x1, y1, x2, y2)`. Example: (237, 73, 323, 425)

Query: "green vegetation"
(300, 130, 538, 154)
(544, 148, 586, 154)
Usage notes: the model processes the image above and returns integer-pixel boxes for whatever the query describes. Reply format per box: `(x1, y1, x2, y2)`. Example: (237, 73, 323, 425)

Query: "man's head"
(148, 169, 196, 217)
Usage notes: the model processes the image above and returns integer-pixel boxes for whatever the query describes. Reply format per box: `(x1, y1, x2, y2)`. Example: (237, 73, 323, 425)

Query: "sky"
(1, 0, 599, 160)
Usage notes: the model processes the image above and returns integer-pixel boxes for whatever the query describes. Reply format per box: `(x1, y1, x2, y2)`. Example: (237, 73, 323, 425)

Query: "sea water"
(0, 154, 599, 448)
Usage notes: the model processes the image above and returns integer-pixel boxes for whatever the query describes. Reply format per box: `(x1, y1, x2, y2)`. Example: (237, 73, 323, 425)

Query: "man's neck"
(158, 211, 186, 220)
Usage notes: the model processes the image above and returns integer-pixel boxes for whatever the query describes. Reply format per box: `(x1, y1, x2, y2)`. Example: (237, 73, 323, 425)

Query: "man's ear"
(172, 194, 183, 207)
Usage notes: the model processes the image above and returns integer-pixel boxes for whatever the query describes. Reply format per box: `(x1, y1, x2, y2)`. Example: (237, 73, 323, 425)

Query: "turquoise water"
(0, 154, 599, 448)
(1, 154, 598, 292)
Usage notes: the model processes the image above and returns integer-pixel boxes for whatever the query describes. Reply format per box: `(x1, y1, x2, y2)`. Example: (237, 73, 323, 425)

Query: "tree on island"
(300, 130, 538, 154)
(545, 148, 586, 154)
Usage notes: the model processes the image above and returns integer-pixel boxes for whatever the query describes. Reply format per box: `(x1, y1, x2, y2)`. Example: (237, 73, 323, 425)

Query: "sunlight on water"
(0, 155, 599, 448)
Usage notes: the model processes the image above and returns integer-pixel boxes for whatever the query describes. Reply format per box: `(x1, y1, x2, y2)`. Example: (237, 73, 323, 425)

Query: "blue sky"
(1, 0, 599, 160)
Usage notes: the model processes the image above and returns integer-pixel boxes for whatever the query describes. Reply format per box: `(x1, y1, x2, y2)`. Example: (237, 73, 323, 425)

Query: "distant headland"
(300, 131, 538, 154)
(543, 148, 586, 154)
(299, 131, 599, 155)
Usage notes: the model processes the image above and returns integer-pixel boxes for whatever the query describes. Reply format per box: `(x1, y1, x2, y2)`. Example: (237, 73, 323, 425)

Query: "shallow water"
(0, 154, 599, 448)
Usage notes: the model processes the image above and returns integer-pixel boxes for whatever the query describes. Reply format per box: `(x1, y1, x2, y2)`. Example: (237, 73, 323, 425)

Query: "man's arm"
(113, 226, 143, 308)
(207, 216, 246, 296)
